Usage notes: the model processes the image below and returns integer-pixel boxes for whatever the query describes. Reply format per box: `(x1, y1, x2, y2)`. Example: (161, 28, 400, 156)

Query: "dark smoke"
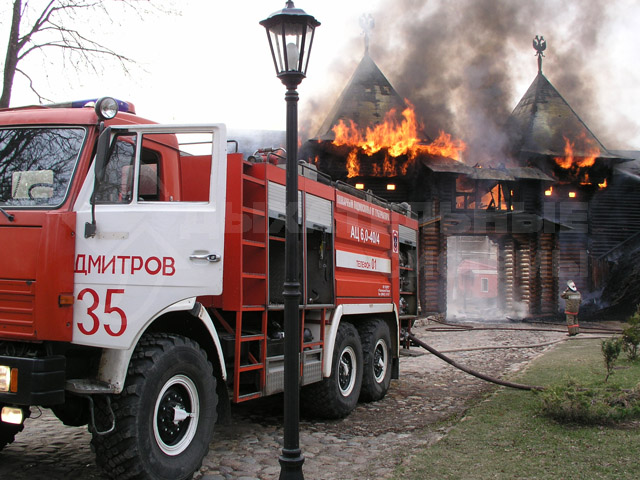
(303, 0, 619, 163)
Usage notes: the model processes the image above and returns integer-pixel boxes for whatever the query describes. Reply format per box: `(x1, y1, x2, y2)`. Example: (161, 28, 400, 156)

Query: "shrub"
(539, 381, 640, 425)
(601, 337, 622, 382)
(622, 306, 640, 361)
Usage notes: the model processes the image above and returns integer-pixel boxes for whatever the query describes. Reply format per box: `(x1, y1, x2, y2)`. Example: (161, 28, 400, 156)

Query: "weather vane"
(533, 35, 546, 73)
(360, 13, 375, 54)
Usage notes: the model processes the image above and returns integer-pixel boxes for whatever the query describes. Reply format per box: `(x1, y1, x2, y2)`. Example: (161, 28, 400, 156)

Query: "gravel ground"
(0, 319, 605, 480)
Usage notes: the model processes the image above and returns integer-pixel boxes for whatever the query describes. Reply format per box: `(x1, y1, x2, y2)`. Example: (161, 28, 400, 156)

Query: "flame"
(479, 184, 507, 210)
(420, 130, 467, 161)
(332, 100, 466, 177)
(552, 133, 611, 188)
(346, 150, 360, 178)
(554, 134, 599, 170)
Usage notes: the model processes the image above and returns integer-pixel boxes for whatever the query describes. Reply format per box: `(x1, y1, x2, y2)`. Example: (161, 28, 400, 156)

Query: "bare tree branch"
(15, 67, 52, 104)
(1, 0, 175, 108)
(19, 23, 135, 65)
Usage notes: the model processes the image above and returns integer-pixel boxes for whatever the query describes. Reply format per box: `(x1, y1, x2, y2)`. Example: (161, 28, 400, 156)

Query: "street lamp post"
(260, 3, 320, 479)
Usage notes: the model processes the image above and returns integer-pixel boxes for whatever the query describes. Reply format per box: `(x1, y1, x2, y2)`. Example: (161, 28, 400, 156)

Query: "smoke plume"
(303, 0, 621, 162)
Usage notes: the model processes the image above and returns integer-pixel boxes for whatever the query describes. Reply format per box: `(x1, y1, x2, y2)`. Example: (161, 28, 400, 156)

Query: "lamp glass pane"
(283, 22, 303, 71)
(267, 26, 285, 73)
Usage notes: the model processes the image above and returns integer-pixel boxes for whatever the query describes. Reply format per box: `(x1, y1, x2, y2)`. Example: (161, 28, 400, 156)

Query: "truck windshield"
(0, 127, 85, 208)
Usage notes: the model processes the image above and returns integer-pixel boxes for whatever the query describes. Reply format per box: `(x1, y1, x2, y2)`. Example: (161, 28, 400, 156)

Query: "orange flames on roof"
(554, 133, 600, 170)
(553, 133, 609, 188)
(332, 101, 466, 178)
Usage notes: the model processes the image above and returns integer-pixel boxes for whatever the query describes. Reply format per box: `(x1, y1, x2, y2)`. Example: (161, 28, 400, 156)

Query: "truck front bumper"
(0, 355, 65, 406)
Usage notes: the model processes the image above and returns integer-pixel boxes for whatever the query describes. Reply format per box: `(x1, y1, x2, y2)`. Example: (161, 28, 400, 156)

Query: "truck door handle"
(189, 253, 221, 263)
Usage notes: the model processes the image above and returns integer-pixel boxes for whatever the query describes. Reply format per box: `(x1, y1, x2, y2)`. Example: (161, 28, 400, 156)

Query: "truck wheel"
(301, 322, 363, 419)
(91, 334, 217, 480)
(0, 405, 30, 451)
(358, 319, 392, 402)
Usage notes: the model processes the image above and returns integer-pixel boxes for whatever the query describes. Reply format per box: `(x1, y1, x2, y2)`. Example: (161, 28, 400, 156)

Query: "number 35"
(77, 288, 128, 337)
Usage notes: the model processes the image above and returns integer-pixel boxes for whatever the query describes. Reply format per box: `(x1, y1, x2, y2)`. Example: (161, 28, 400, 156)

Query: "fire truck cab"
(0, 98, 418, 479)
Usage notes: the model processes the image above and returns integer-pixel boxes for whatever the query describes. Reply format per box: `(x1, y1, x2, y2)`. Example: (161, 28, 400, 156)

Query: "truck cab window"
(0, 127, 85, 208)
(93, 130, 215, 204)
(138, 148, 160, 201)
(95, 133, 137, 204)
(141, 132, 214, 202)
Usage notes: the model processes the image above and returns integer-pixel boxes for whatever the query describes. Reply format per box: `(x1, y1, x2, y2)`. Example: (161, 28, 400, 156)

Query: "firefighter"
(561, 280, 581, 335)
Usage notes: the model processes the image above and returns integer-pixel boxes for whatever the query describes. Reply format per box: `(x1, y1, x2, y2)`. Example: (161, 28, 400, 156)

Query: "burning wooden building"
(303, 35, 637, 320)
(506, 38, 634, 306)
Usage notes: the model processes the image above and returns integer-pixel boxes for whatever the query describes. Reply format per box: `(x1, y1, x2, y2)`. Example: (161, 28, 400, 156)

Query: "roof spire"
(360, 14, 375, 55)
(533, 35, 546, 74)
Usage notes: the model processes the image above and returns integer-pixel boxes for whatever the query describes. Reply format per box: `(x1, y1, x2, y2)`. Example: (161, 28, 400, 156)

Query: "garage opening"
(447, 236, 499, 321)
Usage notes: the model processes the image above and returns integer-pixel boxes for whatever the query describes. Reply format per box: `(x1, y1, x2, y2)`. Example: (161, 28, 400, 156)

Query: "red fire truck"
(0, 98, 418, 479)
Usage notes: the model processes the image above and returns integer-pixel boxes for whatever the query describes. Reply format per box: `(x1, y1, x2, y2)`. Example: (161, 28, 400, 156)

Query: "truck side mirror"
(85, 126, 112, 238)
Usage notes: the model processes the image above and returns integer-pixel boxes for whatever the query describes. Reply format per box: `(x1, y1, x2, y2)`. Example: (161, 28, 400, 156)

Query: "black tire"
(91, 334, 217, 480)
(301, 322, 363, 419)
(0, 406, 30, 451)
(357, 319, 392, 402)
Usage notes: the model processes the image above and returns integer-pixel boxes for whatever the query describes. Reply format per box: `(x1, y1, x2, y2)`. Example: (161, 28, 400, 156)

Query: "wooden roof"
(506, 72, 622, 161)
(313, 53, 409, 141)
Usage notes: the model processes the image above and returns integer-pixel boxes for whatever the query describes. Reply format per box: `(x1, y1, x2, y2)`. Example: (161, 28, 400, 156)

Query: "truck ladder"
(210, 307, 267, 403)
(234, 162, 269, 402)
(233, 309, 267, 402)
(240, 161, 268, 309)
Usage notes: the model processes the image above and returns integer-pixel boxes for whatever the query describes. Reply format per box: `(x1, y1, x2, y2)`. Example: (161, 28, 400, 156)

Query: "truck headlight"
(0, 366, 10, 392)
(1, 406, 23, 425)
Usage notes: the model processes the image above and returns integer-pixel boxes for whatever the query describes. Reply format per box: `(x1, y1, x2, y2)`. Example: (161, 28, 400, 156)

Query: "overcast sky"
(3, 0, 640, 151)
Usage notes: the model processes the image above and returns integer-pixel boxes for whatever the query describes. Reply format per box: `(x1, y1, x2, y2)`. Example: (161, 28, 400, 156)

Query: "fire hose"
(422, 316, 622, 335)
(403, 316, 622, 393)
(405, 332, 547, 391)
(439, 339, 566, 354)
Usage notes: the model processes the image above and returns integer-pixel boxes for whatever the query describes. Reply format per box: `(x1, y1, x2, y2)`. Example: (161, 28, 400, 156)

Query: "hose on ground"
(406, 332, 546, 391)
(424, 315, 623, 335)
(439, 338, 566, 353)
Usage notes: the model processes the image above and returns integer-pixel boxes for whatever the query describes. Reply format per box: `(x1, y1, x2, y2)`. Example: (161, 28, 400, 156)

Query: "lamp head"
(260, 2, 320, 85)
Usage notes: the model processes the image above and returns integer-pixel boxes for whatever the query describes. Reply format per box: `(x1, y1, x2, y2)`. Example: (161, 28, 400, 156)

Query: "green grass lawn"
(393, 338, 640, 480)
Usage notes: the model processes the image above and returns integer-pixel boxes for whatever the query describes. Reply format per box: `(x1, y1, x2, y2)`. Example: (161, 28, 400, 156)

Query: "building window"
(455, 175, 514, 211)
(480, 182, 510, 211)
(455, 176, 476, 210)
(481, 277, 489, 293)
